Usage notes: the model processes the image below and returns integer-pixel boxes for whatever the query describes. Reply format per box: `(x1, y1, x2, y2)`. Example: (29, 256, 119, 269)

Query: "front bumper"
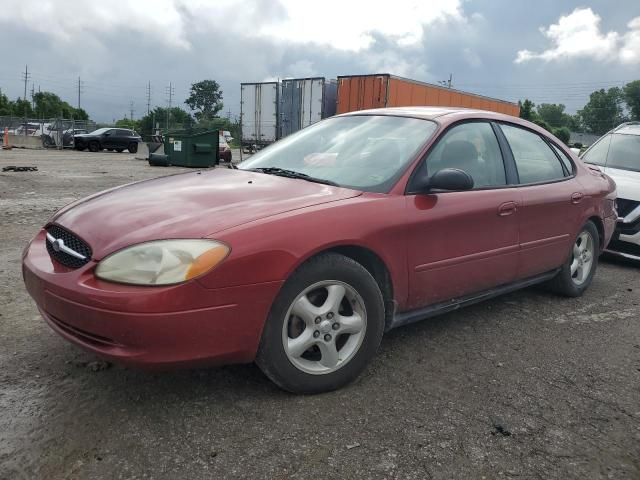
(23, 230, 282, 368)
(605, 203, 640, 261)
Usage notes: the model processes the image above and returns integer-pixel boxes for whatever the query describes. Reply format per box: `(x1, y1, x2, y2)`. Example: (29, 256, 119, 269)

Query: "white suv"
(581, 122, 640, 261)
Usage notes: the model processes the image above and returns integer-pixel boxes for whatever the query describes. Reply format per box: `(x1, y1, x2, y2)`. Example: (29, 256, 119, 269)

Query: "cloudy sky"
(0, 0, 638, 122)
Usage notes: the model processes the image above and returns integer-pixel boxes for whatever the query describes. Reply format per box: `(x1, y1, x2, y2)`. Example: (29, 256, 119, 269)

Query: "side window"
(581, 135, 611, 166)
(426, 122, 506, 188)
(605, 133, 640, 172)
(116, 129, 129, 136)
(500, 124, 566, 184)
(551, 144, 574, 175)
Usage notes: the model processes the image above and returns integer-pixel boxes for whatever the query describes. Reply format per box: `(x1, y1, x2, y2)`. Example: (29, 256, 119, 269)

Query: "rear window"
(607, 133, 640, 172)
(500, 124, 567, 184)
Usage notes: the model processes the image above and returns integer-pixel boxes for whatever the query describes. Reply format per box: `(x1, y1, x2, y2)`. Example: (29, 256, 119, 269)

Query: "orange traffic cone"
(2, 127, 10, 150)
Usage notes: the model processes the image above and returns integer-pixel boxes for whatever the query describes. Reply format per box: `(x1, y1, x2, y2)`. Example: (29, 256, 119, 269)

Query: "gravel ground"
(1, 149, 639, 480)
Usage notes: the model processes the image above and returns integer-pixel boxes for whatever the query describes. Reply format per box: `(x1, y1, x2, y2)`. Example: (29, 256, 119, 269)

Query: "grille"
(45, 224, 92, 268)
(616, 198, 640, 218)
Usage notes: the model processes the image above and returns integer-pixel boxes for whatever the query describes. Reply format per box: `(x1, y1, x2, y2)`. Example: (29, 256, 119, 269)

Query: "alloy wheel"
(282, 280, 367, 375)
(570, 231, 594, 285)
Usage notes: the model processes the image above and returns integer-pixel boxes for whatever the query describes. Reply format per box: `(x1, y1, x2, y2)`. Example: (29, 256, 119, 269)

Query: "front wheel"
(256, 253, 385, 394)
(128, 142, 138, 153)
(546, 221, 599, 297)
(88, 141, 100, 152)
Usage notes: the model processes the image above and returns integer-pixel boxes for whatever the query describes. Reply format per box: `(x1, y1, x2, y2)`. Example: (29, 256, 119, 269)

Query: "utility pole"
(31, 83, 35, 109)
(129, 101, 135, 122)
(146, 81, 151, 115)
(165, 82, 174, 132)
(21, 65, 31, 134)
(77, 76, 83, 110)
(438, 73, 453, 89)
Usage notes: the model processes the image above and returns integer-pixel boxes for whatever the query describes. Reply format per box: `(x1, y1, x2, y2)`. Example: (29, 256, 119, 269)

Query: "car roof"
(613, 122, 640, 135)
(338, 106, 522, 122)
(337, 106, 547, 132)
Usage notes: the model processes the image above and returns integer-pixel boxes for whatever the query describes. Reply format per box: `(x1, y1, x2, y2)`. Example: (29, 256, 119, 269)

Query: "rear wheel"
(88, 141, 100, 152)
(256, 253, 385, 394)
(128, 142, 138, 153)
(546, 221, 599, 297)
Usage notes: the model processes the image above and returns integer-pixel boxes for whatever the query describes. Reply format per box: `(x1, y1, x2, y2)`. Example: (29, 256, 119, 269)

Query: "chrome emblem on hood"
(46, 232, 87, 260)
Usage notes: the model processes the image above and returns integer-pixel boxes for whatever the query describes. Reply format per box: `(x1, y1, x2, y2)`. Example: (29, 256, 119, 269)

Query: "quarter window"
(581, 134, 611, 166)
(551, 144, 574, 175)
(501, 124, 566, 184)
(426, 122, 506, 188)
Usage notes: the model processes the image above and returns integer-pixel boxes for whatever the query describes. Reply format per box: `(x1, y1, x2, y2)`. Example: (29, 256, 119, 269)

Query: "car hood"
(604, 167, 640, 201)
(51, 168, 362, 259)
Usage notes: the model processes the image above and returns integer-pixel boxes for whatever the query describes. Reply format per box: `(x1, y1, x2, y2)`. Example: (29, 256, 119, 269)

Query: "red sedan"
(23, 107, 617, 393)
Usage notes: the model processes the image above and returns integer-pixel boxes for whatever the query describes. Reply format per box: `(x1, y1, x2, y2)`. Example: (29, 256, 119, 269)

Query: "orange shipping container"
(337, 74, 520, 117)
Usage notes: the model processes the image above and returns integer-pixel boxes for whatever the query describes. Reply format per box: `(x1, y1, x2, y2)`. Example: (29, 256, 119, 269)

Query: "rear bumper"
(23, 230, 282, 368)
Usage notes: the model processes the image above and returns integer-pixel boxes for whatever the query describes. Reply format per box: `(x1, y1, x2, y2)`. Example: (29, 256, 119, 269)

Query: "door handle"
(571, 192, 584, 204)
(498, 201, 518, 216)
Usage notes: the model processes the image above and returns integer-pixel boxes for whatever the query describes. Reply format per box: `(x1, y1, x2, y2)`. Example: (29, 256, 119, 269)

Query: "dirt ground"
(1, 149, 639, 480)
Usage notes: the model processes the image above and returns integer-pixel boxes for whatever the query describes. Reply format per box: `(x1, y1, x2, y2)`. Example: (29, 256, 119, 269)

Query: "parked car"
(74, 128, 141, 153)
(222, 130, 233, 143)
(219, 135, 232, 162)
(23, 107, 617, 393)
(581, 121, 640, 261)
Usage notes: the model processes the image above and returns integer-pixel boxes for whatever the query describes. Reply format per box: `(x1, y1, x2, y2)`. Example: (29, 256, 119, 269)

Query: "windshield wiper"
(248, 167, 339, 186)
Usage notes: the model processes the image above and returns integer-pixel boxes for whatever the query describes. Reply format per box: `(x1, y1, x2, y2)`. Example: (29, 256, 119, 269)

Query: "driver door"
(405, 121, 521, 309)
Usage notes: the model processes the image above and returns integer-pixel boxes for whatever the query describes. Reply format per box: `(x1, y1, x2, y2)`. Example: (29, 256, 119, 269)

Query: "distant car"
(74, 128, 141, 153)
(222, 130, 233, 143)
(219, 135, 232, 162)
(581, 121, 640, 261)
(23, 107, 617, 394)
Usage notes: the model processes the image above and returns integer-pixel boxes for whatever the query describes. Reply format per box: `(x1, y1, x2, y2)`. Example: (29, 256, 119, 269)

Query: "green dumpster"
(164, 130, 219, 167)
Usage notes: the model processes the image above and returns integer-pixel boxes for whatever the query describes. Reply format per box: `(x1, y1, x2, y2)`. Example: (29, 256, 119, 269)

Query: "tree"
(115, 117, 139, 129)
(536, 103, 567, 128)
(518, 99, 536, 121)
(137, 106, 194, 135)
(185, 80, 223, 121)
(623, 80, 640, 121)
(532, 118, 551, 132)
(13, 97, 34, 117)
(32, 91, 88, 119)
(0, 92, 12, 116)
(552, 127, 571, 145)
(578, 87, 626, 135)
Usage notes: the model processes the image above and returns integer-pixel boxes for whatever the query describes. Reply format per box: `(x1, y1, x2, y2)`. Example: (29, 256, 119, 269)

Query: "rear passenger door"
(498, 123, 583, 278)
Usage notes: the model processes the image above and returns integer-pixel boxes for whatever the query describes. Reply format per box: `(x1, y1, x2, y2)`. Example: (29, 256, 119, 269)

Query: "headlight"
(95, 239, 229, 286)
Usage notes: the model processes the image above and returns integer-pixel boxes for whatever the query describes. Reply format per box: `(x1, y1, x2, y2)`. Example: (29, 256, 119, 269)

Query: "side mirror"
(415, 168, 474, 192)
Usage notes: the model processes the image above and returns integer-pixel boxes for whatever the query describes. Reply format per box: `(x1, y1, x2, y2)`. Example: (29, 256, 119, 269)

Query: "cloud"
(515, 8, 640, 65)
(620, 17, 640, 64)
(255, 0, 464, 51)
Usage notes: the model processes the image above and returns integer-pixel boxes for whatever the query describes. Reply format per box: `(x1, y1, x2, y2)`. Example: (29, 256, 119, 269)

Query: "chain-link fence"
(0, 116, 97, 148)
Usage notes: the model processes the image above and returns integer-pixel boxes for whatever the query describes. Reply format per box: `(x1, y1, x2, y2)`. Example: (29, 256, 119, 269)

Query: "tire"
(128, 142, 138, 153)
(115, 148, 124, 153)
(88, 141, 100, 152)
(546, 221, 599, 297)
(75, 141, 86, 151)
(256, 253, 385, 394)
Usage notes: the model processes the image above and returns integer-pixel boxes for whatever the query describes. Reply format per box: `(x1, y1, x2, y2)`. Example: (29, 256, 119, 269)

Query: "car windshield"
(607, 133, 640, 172)
(88, 128, 110, 135)
(239, 115, 437, 192)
